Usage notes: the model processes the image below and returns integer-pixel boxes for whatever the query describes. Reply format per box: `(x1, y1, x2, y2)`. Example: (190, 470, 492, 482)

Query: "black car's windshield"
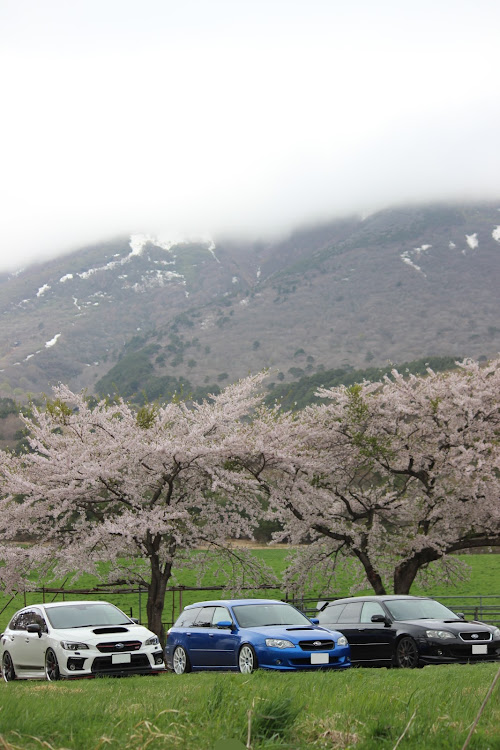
(232, 603, 312, 628)
(385, 599, 458, 621)
(46, 603, 132, 629)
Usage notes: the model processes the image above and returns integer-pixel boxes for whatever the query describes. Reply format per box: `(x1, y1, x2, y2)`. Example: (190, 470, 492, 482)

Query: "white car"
(1, 600, 165, 681)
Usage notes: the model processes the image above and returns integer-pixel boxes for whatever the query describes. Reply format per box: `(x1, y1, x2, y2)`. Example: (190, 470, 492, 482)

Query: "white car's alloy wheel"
(45, 648, 61, 681)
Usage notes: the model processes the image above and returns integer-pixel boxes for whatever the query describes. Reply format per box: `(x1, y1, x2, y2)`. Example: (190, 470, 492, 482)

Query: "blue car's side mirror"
(216, 620, 234, 629)
(310, 617, 319, 625)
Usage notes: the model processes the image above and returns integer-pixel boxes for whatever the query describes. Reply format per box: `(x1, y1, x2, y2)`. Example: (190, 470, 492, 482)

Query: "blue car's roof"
(185, 598, 286, 609)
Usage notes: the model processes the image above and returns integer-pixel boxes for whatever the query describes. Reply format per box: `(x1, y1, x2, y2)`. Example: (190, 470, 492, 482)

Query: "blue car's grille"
(298, 639, 335, 651)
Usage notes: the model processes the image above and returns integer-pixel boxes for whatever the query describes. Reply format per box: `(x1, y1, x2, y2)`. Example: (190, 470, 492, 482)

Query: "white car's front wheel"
(45, 648, 61, 681)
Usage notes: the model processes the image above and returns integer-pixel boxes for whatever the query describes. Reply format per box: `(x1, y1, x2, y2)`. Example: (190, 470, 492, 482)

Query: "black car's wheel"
(2, 651, 16, 682)
(45, 648, 61, 681)
(238, 644, 258, 674)
(394, 636, 420, 668)
(172, 646, 191, 674)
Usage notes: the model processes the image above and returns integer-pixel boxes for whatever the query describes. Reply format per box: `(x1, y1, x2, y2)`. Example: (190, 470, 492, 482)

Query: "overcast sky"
(1, 0, 499, 272)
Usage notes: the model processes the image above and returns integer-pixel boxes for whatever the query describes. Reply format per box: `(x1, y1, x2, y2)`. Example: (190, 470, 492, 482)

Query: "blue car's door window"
(174, 607, 202, 628)
(194, 607, 215, 627)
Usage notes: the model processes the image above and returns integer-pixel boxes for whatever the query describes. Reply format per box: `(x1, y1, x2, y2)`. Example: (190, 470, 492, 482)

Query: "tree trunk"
(146, 563, 171, 647)
(353, 548, 387, 595)
(393, 537, 500, 594)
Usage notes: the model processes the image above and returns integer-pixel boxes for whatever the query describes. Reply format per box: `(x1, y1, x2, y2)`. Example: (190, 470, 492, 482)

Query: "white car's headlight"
(145, 635, 160, 646)
(425, 630, 454, 639)
(337, 636, 348, 647)
(60, 641, 90, 650)
(265, 638, 294, 649)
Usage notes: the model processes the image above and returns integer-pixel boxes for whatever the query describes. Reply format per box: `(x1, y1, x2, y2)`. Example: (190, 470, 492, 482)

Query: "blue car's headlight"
(60, 641, 90, 650)
(265, 638, 295, 649)
(425, 630, 454, 639)
(145, 635, 160, 646)
(337, 636, 348, 647)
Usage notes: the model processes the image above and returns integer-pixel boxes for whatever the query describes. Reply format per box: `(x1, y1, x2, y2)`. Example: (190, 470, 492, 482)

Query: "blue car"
(165, 598, 351, 673)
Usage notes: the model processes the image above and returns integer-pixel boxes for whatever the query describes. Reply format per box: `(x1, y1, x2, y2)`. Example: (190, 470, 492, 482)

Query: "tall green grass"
(0, 664, 499, 749)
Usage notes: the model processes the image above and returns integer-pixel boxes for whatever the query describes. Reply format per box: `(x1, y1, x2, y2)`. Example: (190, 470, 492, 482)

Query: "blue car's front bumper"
(253, 642, 351, 671)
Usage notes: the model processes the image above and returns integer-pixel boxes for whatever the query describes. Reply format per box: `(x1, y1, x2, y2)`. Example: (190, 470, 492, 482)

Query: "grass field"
(0, 664, 499, 749)
(1, 549, 499, 633)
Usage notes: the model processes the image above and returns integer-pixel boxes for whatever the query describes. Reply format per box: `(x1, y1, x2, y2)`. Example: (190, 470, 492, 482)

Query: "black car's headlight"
(337, 636, 348, 647)
(265, 638, 294, 649)
(60, 641, 90, 650)
(492, 628, 500, 639)
(145, 635, 160, 646)
(425, 630, 454, 640)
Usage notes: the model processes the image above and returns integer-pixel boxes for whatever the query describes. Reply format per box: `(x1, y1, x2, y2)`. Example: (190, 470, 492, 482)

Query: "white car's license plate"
(311, 652, 329, 664)
(472, 644, 488, 655)
(112, 653, 132, 664)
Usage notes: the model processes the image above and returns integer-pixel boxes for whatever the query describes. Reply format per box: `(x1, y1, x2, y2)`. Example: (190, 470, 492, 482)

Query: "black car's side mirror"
(27, 623, 42, 638)
(371, 614, 391, 626)
(216, 620, 234, 629)
(456, 612, 465, 620)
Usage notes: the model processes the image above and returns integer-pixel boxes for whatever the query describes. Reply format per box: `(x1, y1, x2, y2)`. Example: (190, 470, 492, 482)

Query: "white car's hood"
(49, 623, 155, 646)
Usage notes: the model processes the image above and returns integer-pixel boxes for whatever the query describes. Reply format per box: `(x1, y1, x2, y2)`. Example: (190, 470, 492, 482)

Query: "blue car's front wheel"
(238, 644, 257, 674)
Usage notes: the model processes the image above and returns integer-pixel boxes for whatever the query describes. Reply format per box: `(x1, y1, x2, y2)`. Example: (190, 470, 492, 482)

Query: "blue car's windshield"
(385, 599, 459, 621)
(46, 603, 132, 629)
(232, 603, 311, 628)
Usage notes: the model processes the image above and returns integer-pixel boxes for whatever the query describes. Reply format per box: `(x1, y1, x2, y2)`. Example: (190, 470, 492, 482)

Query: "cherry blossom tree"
(257, 358, 500, 595)
(0, 374, 276, 640)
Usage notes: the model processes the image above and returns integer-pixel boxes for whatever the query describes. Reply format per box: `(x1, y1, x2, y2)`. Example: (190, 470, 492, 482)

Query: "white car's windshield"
(46, 603, 132, 629)
(232, 603, 312, 628)
(385, 599, 459, 621)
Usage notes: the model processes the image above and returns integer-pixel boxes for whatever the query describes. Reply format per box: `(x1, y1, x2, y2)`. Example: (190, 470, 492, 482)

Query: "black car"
(316, 595, 500, 668)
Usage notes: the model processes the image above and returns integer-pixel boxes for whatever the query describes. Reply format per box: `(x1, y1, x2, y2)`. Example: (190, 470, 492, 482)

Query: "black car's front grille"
(91, 654, 151, 674)
(96, 640, 142, 653)
(299, 640, 335, 651)
(459, 632, 492, 642)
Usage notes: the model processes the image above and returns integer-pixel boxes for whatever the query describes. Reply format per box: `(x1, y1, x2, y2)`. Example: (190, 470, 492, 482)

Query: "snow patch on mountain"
(36, 284, 51, 297)
(492, 226, 500, 242)
(45, 333, 61, 348)
(400, 244, 432, 275)
(466, 233, 478, 250)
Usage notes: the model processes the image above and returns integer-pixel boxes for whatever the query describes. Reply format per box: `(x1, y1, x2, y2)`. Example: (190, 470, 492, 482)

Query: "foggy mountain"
(1, 201, 499, 408)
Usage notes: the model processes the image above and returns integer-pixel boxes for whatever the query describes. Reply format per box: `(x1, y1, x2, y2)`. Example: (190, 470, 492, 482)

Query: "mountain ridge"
(1, 201, 499, 405)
